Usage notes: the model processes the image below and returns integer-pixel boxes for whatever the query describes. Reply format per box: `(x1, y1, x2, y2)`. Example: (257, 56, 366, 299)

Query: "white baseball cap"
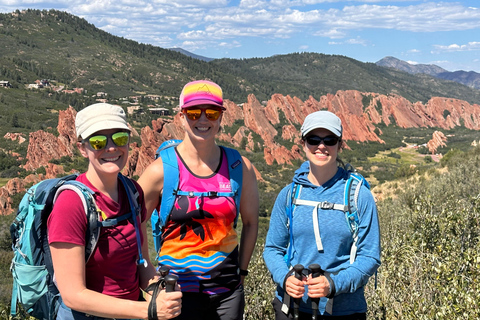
(75, 103, 130, 139)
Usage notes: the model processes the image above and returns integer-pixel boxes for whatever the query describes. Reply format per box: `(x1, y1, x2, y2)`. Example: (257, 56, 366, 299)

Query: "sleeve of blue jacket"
(263, 186, 291, 288)
(329, 186, 381, 295)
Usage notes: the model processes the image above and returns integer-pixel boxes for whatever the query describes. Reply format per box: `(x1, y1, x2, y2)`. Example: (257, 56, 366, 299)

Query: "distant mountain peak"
(376, 56, 480, 90)
(376, 56, 447, 76)
(168, 48, 214, 62)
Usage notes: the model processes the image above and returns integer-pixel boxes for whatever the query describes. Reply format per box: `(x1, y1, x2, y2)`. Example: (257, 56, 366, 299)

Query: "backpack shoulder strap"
(150, 140, 182, 254)
(118, 174, 146, 267)
(53, 180, 98, 263)
(159, 142, 180, 227)
(221, 146, 243, 227)
(284, 182, 301, 267)
(343, 165, 370, 263)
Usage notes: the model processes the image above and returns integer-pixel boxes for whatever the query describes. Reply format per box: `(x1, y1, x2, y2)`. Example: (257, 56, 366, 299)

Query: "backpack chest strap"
(174, 190, 237, 210)
(293, 199, 348, 252)
(174, 190, 236, 198)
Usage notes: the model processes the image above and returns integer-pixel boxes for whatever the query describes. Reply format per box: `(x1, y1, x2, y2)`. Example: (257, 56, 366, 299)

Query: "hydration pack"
(9, 173, 143, 320)
(284, 164, 370, 266)
(150, 140, 243, 254)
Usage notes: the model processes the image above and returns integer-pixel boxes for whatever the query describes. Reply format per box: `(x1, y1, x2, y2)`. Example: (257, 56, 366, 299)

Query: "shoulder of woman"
(140, 157, 165, 179)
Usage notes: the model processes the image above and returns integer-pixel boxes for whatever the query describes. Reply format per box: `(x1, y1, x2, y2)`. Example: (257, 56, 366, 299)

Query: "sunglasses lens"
(205, 108, 221, 121)
(306, 136, 321, 146)
(112, 132, 129, 147)
(88, 135, 107, 150)
(323, 136, 339, 146)
(185, 109, 202, 120)
(306, 135, 338, 146)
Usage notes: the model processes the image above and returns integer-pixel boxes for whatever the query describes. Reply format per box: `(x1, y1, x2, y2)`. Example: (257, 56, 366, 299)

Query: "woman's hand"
(145, 284, 182, 320)
(285, 274, 306, 299)
(306, 275, 330, 298)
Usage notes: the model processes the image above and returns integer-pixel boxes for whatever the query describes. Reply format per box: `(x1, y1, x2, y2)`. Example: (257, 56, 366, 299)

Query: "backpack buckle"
(208, 191, 218, 197)
(319, 201, 334, 209)
(188, 191, 195, 197)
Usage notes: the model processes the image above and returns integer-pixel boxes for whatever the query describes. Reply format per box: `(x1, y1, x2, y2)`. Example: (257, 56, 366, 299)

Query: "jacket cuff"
(324, 273, 336, 298)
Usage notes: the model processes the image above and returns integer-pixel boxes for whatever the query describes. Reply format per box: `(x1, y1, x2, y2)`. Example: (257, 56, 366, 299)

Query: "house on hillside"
(63, 88, 84, 94)
(36, 79, 50, 87)
(127, 105, 144, 115)
(28, 83, 43, 89)
(0, 81, 12, 88)
(149, 107, 170, 116)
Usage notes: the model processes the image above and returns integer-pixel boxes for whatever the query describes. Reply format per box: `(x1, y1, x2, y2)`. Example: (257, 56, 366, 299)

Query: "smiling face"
(302, 128, 342, 171)
(181, 104, 223, 142)
(78, 128, 129, 177)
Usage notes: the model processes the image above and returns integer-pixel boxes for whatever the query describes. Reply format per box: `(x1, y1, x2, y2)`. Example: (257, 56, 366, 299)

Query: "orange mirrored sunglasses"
(183, 107, 223, 121)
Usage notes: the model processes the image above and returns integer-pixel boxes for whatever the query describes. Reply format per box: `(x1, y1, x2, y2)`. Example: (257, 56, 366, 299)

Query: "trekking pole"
(293, 264, 304, 320)
(308, 264, 322, 320)
(158, 265, 170, 277)
(164, 274, 178, 293)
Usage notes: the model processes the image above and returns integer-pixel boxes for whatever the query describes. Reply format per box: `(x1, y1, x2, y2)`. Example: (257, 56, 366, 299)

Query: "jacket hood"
(293, 161, 346, 188)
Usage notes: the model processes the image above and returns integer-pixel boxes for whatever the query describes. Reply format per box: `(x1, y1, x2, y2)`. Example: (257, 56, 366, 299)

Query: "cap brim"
(181, 99, 225, 110)
(302, 125, 342, 138)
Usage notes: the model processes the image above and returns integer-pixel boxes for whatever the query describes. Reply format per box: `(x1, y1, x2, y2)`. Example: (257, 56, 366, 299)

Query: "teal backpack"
(150, 140, 243, 254)
(9, 173, 144, 320)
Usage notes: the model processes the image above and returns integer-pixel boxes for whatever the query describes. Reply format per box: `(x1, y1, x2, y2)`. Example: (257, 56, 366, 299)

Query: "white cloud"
(432, 42, 480, 53)
(328, 37, 367, 46)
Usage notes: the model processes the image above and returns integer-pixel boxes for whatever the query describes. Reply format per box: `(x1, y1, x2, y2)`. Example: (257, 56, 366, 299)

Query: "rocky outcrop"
(3, 90, 480, 215)
(24, 107, 77, 173)
(427, 131, 447, 154)
(4, 132, 26, 144)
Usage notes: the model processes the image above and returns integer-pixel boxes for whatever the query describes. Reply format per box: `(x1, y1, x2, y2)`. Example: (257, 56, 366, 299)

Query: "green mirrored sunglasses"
(84, 131, 130, 150)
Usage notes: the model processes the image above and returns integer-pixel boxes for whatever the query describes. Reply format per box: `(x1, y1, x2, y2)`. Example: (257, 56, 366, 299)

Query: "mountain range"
(376, 56, 480, 90)
(1, 9, 480, 107)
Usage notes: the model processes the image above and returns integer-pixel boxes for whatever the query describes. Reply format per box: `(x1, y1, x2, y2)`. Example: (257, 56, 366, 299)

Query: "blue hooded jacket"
(263, 161, 381, 316)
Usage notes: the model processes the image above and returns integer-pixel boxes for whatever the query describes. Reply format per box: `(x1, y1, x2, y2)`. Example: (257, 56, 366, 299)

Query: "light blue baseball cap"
(301, 111, 342, 138)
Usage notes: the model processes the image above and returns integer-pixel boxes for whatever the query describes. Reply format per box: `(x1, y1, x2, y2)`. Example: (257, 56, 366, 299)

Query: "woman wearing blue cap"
(263, 111, 381, 319)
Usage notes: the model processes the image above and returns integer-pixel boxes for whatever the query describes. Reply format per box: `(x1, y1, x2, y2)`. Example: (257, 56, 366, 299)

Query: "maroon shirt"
(47, 173, 146, 300)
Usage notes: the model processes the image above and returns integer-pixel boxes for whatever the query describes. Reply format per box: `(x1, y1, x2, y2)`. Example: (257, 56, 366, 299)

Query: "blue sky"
(1, 1, 480, 72)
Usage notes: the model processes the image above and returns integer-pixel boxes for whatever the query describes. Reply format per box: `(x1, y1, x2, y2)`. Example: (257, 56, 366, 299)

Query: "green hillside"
(2, 9, 480, 105)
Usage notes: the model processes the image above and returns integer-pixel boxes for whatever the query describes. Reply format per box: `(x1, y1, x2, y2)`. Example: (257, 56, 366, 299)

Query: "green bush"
(367, 146, 480, 319)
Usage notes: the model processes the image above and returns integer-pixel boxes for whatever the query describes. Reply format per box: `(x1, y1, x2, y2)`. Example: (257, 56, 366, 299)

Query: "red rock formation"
(4, 132, 26, 144)
(24, 106, 77, 173)
(243, 94, 278, 143)
(282, 125, 299, 141)
(427, 131, 447, 154)
(3, 90, 480, 216)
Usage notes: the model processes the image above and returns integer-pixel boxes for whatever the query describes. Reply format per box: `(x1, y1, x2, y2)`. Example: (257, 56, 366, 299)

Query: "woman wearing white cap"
(263, 111, 381, 319)
(48, 103, 182, 320)
(138, 80, 259, 320)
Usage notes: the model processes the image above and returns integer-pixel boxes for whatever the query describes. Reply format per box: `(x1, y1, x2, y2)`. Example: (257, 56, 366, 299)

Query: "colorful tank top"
(158, 148, 240, 294)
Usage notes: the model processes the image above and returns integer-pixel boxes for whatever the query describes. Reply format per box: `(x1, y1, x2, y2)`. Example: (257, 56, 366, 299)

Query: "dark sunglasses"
(304, 135, 340, 146)
(83, 131, 130, 150)
(183, 107, 223, 121)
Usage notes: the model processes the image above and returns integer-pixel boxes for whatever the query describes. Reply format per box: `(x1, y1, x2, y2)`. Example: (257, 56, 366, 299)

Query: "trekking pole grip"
(158, 265, 170, 277)
(293, 264, 304, 320)
(164, 274, 178, 293)
(308, 264, 322, 320)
